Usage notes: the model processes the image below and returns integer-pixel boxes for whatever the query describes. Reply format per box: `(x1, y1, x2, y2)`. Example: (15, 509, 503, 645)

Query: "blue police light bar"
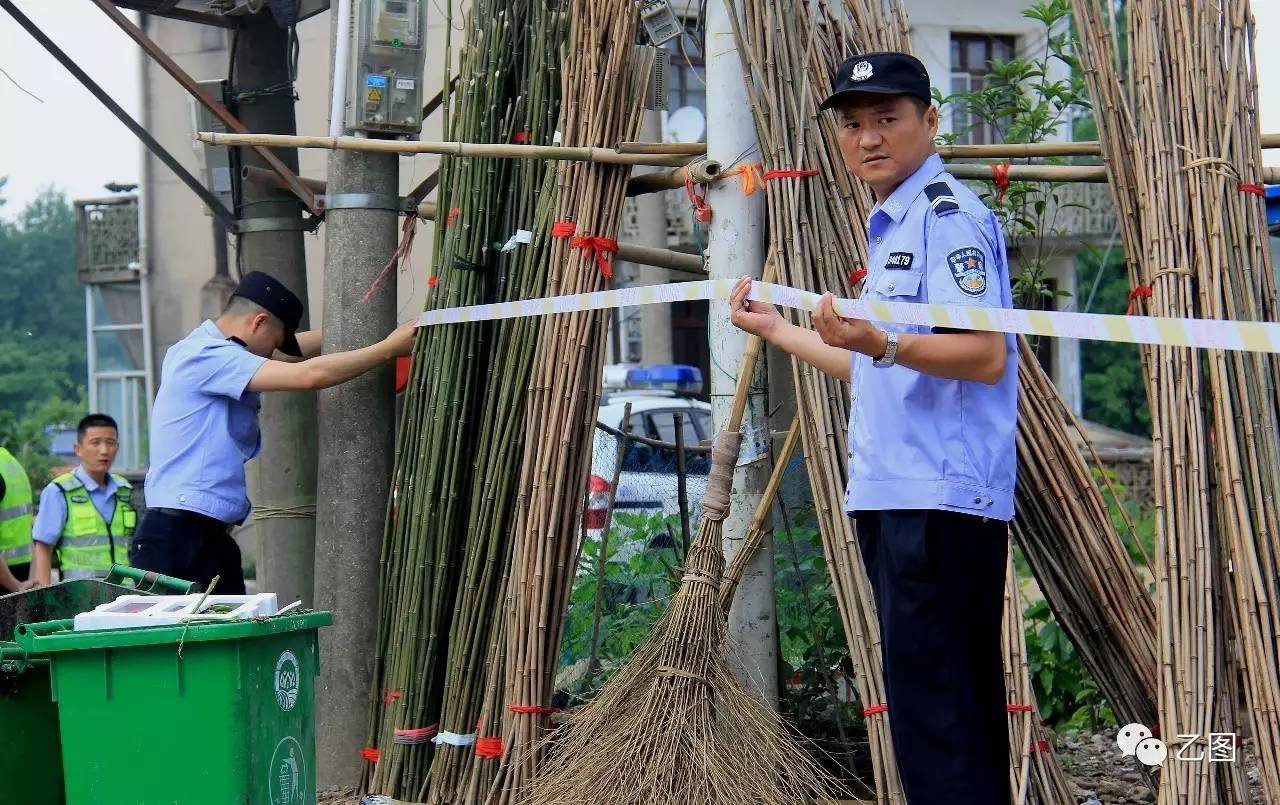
(625, 364, 704, 394)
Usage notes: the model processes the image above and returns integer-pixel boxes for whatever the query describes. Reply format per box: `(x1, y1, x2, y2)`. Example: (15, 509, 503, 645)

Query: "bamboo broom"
(519, 296, 846, 805)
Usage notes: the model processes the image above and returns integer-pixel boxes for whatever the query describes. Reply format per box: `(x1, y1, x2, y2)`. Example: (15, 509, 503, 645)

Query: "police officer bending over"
(32, 414, 137, 584)
(731, 52, 1017, 805)
(131, 271, 416, 594)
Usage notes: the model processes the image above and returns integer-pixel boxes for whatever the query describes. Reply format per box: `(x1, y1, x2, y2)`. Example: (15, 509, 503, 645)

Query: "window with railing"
(949, 33, 1017, 145)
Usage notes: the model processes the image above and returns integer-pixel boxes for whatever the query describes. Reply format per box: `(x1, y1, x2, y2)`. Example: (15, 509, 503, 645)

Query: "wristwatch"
(872, 330, 899, 368)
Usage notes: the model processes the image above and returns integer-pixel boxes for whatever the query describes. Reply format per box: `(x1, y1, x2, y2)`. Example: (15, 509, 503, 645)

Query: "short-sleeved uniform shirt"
(845, 153, 1018, 521)
(143, 321, 268, 524)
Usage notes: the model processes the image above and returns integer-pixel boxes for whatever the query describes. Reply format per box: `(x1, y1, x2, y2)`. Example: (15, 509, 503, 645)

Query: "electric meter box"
(344, 0, 429, 136)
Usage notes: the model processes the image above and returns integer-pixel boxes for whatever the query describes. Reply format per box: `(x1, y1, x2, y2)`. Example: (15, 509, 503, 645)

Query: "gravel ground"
(1055, 728, 1263, 804)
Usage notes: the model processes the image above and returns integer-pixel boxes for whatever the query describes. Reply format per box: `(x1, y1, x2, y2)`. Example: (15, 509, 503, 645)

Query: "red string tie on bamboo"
(513, 130, 530, 144)
(991, 163, 1012, 204)
(1238, 182, 1266, 197)
(475, 737, 505, 760)
(848, 267, 868, 286)
(382, 688, 403, 705)
(1035, 739, 1052, 753)
(862, 703, 888, 717)
(1126, 284, 1153, 315)
(360, 747, 380, 762)
(762, 167, 820, 182)
(446, 207, 462, 227)
(509, 704, 561, 715)
(393, 725, 439, 746)
(551, 220, 618, 279)
(683, 165, 713, 223)
(1006, 703, 1034, 713)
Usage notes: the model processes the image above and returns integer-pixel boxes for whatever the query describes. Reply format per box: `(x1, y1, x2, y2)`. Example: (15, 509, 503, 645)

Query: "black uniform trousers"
(129, 508, 246, 594)
(854, 508, 1011, 805)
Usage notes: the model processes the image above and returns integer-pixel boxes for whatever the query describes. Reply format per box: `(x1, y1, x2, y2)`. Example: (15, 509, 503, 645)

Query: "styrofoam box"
(72, 593, 279, 631)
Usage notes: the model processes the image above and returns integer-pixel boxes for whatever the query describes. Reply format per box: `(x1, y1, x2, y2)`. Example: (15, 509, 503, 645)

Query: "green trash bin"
(16, 610, 332, 805)
(0, 566, 195, 805)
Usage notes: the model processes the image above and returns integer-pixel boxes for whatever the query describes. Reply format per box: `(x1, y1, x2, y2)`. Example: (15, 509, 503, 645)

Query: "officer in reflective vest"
(0, 445, 35, 592)
(32, 414, 137, 583)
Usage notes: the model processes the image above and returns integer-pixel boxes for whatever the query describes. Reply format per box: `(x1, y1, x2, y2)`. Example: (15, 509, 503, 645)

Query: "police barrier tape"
(416, 279, 1280, 354)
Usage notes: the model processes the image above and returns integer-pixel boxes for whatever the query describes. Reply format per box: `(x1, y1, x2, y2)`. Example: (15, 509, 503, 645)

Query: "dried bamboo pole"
(1011, 336, 1159, 727)
(1070, 1, 1279, 801)
(1001, 554, 1075, 805)
(719, 419, 802, 609)
(197, 130, 691, 167)
(477, 5, 656, 800)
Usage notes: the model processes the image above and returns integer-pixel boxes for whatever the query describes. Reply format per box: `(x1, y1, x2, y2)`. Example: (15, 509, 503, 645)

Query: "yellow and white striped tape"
(417, 279, 1280, 354)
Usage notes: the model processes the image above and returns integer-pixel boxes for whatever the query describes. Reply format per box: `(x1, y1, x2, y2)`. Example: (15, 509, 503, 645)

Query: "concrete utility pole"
(706, 0, 779, 707)
(232, 10, 318, 608)
(313, 153, 400, 788)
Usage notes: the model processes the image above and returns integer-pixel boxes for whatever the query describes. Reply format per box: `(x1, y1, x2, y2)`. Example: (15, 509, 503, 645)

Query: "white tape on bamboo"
(416, 279, 1280, 354)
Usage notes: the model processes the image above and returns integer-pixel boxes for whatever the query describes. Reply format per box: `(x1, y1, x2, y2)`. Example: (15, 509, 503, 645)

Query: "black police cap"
(819, 51, 932, 111)
(231, 270, 304, 357)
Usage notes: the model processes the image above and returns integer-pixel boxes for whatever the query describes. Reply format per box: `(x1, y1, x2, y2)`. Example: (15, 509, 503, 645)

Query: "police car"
(586, 365, 713, 542)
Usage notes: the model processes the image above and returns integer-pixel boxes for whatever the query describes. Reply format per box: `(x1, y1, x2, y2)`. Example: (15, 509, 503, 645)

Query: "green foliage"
(934, 0, 1090, 309)
(559, 511, 680, 690)
(1023, 599, 1115, 733)
(0, 389, 87, 490)
(0, 181, 88, 487)
(0, 182, 86, 419)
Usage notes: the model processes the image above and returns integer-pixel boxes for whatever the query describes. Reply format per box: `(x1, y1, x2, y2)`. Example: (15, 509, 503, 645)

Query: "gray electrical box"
(344, 0, 429, 135)
(190, 79, 237, 217)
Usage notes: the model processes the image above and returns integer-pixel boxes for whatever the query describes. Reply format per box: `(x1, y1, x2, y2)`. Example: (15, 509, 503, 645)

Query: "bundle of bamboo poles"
(1071, 1, 1280, 802)
(723, 1, 1169, 802)
(1001, 553, 1075, 805)
(363, 0, 568, 799)
(475, 4, 656, 800)
(723, 0, 909, 798)
(1011, 336, 1158, 727)
(419, 1, 570, 802)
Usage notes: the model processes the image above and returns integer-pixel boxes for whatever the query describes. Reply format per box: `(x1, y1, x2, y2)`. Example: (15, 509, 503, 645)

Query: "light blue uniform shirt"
(33, 465, 125, 545)
(845, 153, 1018, 521)
(144, 320, 268, 524)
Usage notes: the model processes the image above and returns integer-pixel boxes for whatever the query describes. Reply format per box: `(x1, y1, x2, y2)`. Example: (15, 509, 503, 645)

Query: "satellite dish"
(665, 106, 706, 143)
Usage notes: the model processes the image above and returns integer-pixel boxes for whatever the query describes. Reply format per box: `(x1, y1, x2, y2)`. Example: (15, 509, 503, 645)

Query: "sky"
(0, 2, 1277, 219)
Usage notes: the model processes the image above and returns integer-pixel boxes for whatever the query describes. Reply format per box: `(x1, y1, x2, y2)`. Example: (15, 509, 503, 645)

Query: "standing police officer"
(31, 414, 137, 584)
(731, 52, 1017, 804)
(0, 444, 35, 592)
(131, 271, 416, 594)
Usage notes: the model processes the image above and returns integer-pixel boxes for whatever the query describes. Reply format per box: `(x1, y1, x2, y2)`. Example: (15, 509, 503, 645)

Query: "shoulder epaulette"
(924, 180, 960, 215)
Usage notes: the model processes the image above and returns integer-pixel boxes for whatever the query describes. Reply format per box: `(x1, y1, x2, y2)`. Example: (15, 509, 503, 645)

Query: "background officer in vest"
(31, 414, 136, 584)
(130, 270, 415, 594)
(731, 52, 1017, 804)
(0, 444, 35, 592)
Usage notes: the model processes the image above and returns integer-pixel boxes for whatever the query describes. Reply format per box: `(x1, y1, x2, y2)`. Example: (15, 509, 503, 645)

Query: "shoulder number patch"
(884, 251, 914, 270)
(947, 247, 987, 297)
